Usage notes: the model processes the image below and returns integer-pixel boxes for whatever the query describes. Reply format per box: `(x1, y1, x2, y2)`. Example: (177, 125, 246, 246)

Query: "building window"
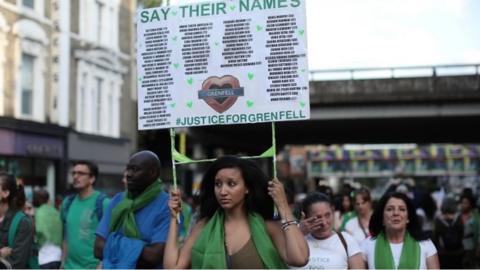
(76, 54, 124, 137)
(22, 0, 34, 9)
(108, 83, 114, 134)
(91, 77, 103, 133)
(78, 73, 87, 130)
(96, 0, 104, 43)
(21, 53, 34, 116)
(13, 19, 47, 122)
(80, 0, 118, 49)
(96, 77, 102, 131)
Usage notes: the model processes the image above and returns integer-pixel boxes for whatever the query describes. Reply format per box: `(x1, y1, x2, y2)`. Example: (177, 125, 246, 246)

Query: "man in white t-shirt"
(292, 192, 364, 269)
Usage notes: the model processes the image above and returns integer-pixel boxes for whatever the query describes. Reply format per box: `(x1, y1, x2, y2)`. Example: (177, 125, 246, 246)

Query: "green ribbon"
(374, 231, 420, 269)
(109, 180, 162, 238)
(260, 146, 275, 158)
(191, 210, 287, 269)
(170, 123, 276, 165)
(172, 148, 192, 163)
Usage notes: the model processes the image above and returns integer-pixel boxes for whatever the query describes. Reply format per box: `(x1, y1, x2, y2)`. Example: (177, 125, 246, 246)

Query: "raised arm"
(426, 254, 440, 269)
(348, 253, 365, 269)
(163, 189, 204, 269)
(266, 179, 309, 267)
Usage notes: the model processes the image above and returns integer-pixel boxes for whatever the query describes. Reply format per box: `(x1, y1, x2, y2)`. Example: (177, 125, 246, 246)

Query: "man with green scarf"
(94, 151, 171, 268)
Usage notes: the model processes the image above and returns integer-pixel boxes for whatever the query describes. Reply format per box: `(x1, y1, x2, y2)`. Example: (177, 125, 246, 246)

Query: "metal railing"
(309, 63, 480, 81)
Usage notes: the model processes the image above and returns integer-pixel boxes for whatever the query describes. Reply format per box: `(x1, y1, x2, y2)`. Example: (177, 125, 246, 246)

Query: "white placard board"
(137, 0, 310, 130)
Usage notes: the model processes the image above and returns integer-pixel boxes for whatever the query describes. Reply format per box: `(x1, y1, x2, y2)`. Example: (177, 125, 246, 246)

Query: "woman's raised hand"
(168, 189, 182, 219)
(299, 215, 323, 235)
(267, 178, 289, 210)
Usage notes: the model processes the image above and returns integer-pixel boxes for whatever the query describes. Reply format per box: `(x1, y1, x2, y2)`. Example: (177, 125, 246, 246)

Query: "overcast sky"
(306, 0, 480, 70)
(169, 0, 480, 70)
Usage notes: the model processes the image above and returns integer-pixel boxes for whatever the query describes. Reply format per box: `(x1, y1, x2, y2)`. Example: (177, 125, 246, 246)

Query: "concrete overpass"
(142, 64, 480, 160)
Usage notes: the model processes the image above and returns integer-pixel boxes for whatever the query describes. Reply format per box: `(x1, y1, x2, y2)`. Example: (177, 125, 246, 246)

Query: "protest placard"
(137, 0, 310, 130)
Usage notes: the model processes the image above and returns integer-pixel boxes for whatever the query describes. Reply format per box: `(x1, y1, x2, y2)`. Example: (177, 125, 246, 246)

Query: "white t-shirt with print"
(293, 232, 361, 270)
(345, 217, 370, 245)
(360, 236, 437, 269)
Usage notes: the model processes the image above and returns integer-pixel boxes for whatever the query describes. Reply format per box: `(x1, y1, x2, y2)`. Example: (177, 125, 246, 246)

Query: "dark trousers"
(40, 261, 61, 269)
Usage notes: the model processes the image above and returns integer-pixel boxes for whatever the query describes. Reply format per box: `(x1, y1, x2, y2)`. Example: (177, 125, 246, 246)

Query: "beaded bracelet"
(281, 220, 299, 231)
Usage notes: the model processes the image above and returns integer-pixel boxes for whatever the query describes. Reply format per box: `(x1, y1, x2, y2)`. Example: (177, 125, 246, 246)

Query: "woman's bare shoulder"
(191, 218, 208, 231)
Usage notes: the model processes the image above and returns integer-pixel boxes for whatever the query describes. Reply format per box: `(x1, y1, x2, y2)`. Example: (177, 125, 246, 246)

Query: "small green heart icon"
(229, 5, 235, 11)
(172, 36, 177, 41)
(300, 101, 306, 108)
(138, 77, 142, 82)
(256, 25, 262, 31)
(247, 72, 254, 80)
(298, 29, 305, 36)
(214, 42, 219, 46)
(173, 63, 179, 69)
(187, 78, 193, 85)
(170, 102, 176, 108)
(186, 101, 193, 108)
(172, 10, 177, 16)
(246, 100, 254, 108)
(300, 68, 306, 73)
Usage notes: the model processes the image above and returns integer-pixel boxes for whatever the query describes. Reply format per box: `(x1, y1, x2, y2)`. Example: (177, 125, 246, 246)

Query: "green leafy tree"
(138, 0, 167, 8)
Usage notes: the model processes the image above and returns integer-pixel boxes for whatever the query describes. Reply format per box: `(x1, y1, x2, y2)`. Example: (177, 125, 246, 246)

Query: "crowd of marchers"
(0, 150, 479, 269)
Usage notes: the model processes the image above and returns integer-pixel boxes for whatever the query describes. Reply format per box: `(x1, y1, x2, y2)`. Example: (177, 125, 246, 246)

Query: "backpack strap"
(8, 211, 28, 247)
(94, 193, 107, 221)
(336, 231, 348, 257)
(60, 194, 76, 223)
(60, 194, 75, 238)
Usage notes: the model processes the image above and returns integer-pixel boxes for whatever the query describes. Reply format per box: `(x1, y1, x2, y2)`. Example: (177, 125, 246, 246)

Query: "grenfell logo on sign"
(198, 75, 244, 113)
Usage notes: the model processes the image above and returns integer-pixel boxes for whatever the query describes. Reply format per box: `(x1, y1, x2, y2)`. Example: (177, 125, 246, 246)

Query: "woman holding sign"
(360, 192, 439, 269)
(164, 156, 309, 268)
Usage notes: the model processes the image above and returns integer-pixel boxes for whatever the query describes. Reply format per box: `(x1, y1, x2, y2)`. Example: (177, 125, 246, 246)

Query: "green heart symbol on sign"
(229, 5, 236, 11)
(214, 42, 219, 46)
(172, 36, 178, 41)
(187, 78, 193, 85)
(186, 101, 193, 108)
(298, 29, 305, 36)
(256, 25, 262, 31)
(246, 100, 254, 108)
(172, 10, 177, 16)
(300, 68, 306, 73)
(247, 72, 254, 80)
(173, 63, 179, 69)
(138, 77, 142, 82)
(300, 101, 306, 108)
(170, 102, 176, 108)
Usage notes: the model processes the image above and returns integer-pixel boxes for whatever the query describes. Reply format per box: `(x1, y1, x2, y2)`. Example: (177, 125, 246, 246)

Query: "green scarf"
(374, 231, 420, 269)
(191, 210, 287, 269)
(109, 180, 162, 238)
